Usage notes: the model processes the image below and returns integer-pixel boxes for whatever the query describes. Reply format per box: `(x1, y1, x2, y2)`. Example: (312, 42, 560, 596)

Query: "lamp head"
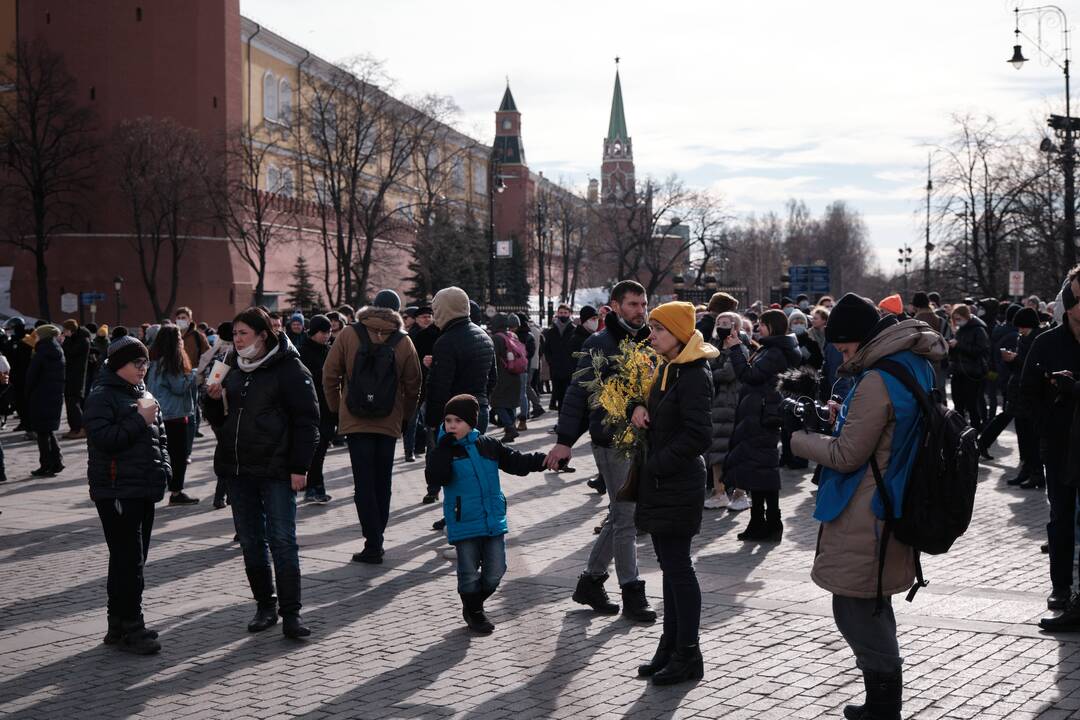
(1009, 44, 1028, 70)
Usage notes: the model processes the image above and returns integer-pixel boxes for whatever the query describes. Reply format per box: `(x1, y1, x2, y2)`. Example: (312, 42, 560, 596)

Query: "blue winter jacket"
(424, 427, 545, 544)
(145, 361, 196, 421)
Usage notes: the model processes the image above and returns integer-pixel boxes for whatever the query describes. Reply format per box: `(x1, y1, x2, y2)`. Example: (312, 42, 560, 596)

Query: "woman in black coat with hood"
(27, 324, 66, 476)
(630, 302, 717, 686)
(203, 307, 320, 640)
(723, 309, 801, 541)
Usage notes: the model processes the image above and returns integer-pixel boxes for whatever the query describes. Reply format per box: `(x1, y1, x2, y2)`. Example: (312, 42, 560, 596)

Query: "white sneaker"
(704, 494, 730, 509)
(442, 547, 457, 561)
(728, 493, 750, 512)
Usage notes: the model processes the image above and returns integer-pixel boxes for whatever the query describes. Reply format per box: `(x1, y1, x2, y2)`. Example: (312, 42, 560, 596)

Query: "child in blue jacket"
(425, 394, 546, 634)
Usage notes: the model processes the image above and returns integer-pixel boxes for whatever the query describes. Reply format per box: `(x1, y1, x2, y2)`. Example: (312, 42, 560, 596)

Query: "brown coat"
(323, 306, 421, 438)
(182, 327, 209, 369)
(790, 319, 948, 598)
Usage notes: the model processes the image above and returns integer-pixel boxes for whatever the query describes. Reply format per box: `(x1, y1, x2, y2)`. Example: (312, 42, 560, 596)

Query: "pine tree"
(407, 208, 489, 303)
(287, 255, 321, 312)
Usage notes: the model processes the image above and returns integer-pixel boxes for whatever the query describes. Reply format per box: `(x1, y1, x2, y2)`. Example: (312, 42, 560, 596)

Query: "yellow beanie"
(650, 301, 696, 344)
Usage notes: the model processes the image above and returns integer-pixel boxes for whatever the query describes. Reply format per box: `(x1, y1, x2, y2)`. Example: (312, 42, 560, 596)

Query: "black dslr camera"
(780, 396, 834, 434)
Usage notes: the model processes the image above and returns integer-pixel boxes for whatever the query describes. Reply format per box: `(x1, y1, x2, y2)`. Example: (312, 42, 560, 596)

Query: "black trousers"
(347, 433, 397, 552)
(36, 431, 61, 470)
(95, 498, 155, 621)
(979, 411, 1012, 450)
(305, 416, 336, 494)
(1016, 417, 1042, 474)
(550, 376, 570, 410)
(951, 375, 984, 431)
(1045, 439, 1078, 592)
(65, 394, 84, 433)
(651, 533, 700, 648)
(163, 417, 189, 493)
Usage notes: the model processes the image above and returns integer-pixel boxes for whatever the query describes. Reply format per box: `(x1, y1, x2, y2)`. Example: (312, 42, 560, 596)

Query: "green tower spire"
(607, 66, 628, 142)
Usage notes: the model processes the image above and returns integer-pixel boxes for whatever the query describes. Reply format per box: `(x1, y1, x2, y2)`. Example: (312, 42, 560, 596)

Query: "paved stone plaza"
(0, 414, 1078, 719)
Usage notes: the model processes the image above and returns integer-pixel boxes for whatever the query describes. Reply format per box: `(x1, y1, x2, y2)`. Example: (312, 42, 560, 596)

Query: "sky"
(242, 0, 1070, 272)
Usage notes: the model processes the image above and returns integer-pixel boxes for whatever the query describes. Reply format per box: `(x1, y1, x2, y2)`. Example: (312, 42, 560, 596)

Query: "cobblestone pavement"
(1, 411, 1078, 719)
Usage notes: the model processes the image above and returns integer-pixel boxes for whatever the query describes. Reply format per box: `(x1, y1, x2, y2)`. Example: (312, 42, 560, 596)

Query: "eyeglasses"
(132, 359, 149, 370)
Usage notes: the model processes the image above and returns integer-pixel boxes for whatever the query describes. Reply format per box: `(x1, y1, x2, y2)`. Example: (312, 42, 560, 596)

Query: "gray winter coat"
(707, 348, 739, 468)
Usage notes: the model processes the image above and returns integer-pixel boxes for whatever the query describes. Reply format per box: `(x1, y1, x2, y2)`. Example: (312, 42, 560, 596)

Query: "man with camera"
(789, 293, 947, 720)
(1021, 267, 1080, 629)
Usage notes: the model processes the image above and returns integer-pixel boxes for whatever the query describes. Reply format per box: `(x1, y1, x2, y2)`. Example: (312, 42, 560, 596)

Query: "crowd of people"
(2, 268, 1080, 719)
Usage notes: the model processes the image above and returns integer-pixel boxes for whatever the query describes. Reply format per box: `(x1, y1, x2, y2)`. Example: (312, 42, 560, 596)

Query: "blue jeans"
(347, 433, 396, 552)
(230, 477, 300, 612)
(494, 407, 516, 429)
(455, 534, 507, 595)
(518, 374, 529, 420)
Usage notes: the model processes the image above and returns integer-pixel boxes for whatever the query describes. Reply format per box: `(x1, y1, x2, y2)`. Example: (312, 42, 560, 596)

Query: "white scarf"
(236, 342, 279, 373)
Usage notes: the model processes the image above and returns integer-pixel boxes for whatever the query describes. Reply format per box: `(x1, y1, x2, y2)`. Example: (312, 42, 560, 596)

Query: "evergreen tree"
(407, 208, 488, 303)
(287, 255, 321, 312)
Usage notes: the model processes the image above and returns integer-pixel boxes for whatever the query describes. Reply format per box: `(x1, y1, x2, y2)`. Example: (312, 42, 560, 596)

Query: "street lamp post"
(1010, 4, 1078, 269)
(898, 245, 913, 293)
(924, 153, 934, 289)
(487, 155, 505, 306)
(113, 276, 124, 327)
(536, 193, 548, 326)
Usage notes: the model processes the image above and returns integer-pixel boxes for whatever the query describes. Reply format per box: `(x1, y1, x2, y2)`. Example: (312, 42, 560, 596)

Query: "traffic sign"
(80, 291, 106, 306)
(1009, 270, 1025, 297)
(60, 293, 78, 314)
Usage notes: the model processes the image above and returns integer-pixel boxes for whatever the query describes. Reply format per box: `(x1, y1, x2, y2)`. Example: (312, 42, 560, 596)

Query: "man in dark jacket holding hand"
(85, 336, 171, 655)
(545, 280, 656, 623)
(543, 304, 577, 411)
(1024, 267, 1080, 629)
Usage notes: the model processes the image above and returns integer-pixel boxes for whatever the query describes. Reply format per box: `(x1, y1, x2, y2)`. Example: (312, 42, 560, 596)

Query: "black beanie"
(1013, 307, 1039, 329)
(579, 305, 598, 323)
(217, 321, 233, 343)
(1006, 303, 1022, 323)
(106, 335, 149, 370)
(912, 291, 930, 309)
(444, 394, 479, 428)
(307, 314, 332, 336)
(825, 293, 881, 344)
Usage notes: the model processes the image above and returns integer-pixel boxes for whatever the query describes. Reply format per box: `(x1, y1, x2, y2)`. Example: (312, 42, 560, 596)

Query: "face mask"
(556, 316, 570, 326)
(715, 327, 731, 342)
(798, 301, 810, 311)
(236, 341, 262, 359)
(176, 319, 190, 331)
(584, 318, 599, 332)
(792, 324, 807, 335)
(954, 320, 967, 329)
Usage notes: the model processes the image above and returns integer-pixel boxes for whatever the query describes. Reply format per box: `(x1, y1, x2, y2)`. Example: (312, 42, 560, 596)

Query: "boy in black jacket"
(84, 336, 171, 655)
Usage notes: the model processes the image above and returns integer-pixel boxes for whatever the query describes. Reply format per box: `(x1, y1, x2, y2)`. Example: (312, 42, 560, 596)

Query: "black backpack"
(867, 358, 979, 611)
(345, 323, 403, 419)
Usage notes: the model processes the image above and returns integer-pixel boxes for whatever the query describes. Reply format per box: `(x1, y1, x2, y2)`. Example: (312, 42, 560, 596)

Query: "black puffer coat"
(27, 337, 65, 433)
(635, 339, 715, 537)
(724, 333, 801, 492)
(543, 320, 578, 379)
(556, 311, 651, 448)
(707, 346, 739, 468)
(424, 317, 497, 428)
(84, 368, 171, 501)
(408, 323, 440, 402)
(950, 316, 990, 380)
(299, 339, 332, 424)
(63, 327, 91, 398)
(203, 332, 320, 481)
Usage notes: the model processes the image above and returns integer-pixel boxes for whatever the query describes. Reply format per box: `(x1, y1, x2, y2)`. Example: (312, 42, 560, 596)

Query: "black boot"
(572, 572, 619, 614)
(651, 644, 704, 685)
(737, 502, 768, 541)
(637, 634, 674, 677)
(245, 565, 278, 632)
(1005, 464, 1030, 486)
(586, 475, 607, 495)
(461, 593, 495, 634)
(1019, 473, 1046, 489)
(276, 566, 309, 638)
(620, 580, 657, 623)
(115, 617, 161, 655)
(843, 669, 902, 720)
(765, 509, 784, 541)
(1040, 593, 1080, 631)
(104, 614, 158, 644)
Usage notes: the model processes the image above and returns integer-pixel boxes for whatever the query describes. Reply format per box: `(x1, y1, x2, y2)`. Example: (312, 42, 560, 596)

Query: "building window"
(278, 79, 292, 123)
(267, 165, 279, 194)
(451, 156, 465, 190)
(473, 162, 487, 195)
(314, 175, 328, 204)
(262, 71, 277, 122)
(280, 168, 295, 198)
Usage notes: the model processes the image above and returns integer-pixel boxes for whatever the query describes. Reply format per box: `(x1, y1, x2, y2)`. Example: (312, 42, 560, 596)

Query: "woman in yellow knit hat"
(628, 301, 718, 685)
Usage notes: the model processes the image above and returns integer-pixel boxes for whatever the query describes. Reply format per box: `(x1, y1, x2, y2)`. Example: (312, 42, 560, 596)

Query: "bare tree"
(114, 117, 209, 321)
(684, 189, 731, 284)
(725, 213, 785, 305)
(208, 122, 297, 306)
(934, 114, 1041, 296)
(592, 174, 693, 294)
(0, 39, 97, 319)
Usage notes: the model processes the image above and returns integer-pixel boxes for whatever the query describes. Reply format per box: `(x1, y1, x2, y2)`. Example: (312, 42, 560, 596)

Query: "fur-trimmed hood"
(358, 305, 404, 333)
